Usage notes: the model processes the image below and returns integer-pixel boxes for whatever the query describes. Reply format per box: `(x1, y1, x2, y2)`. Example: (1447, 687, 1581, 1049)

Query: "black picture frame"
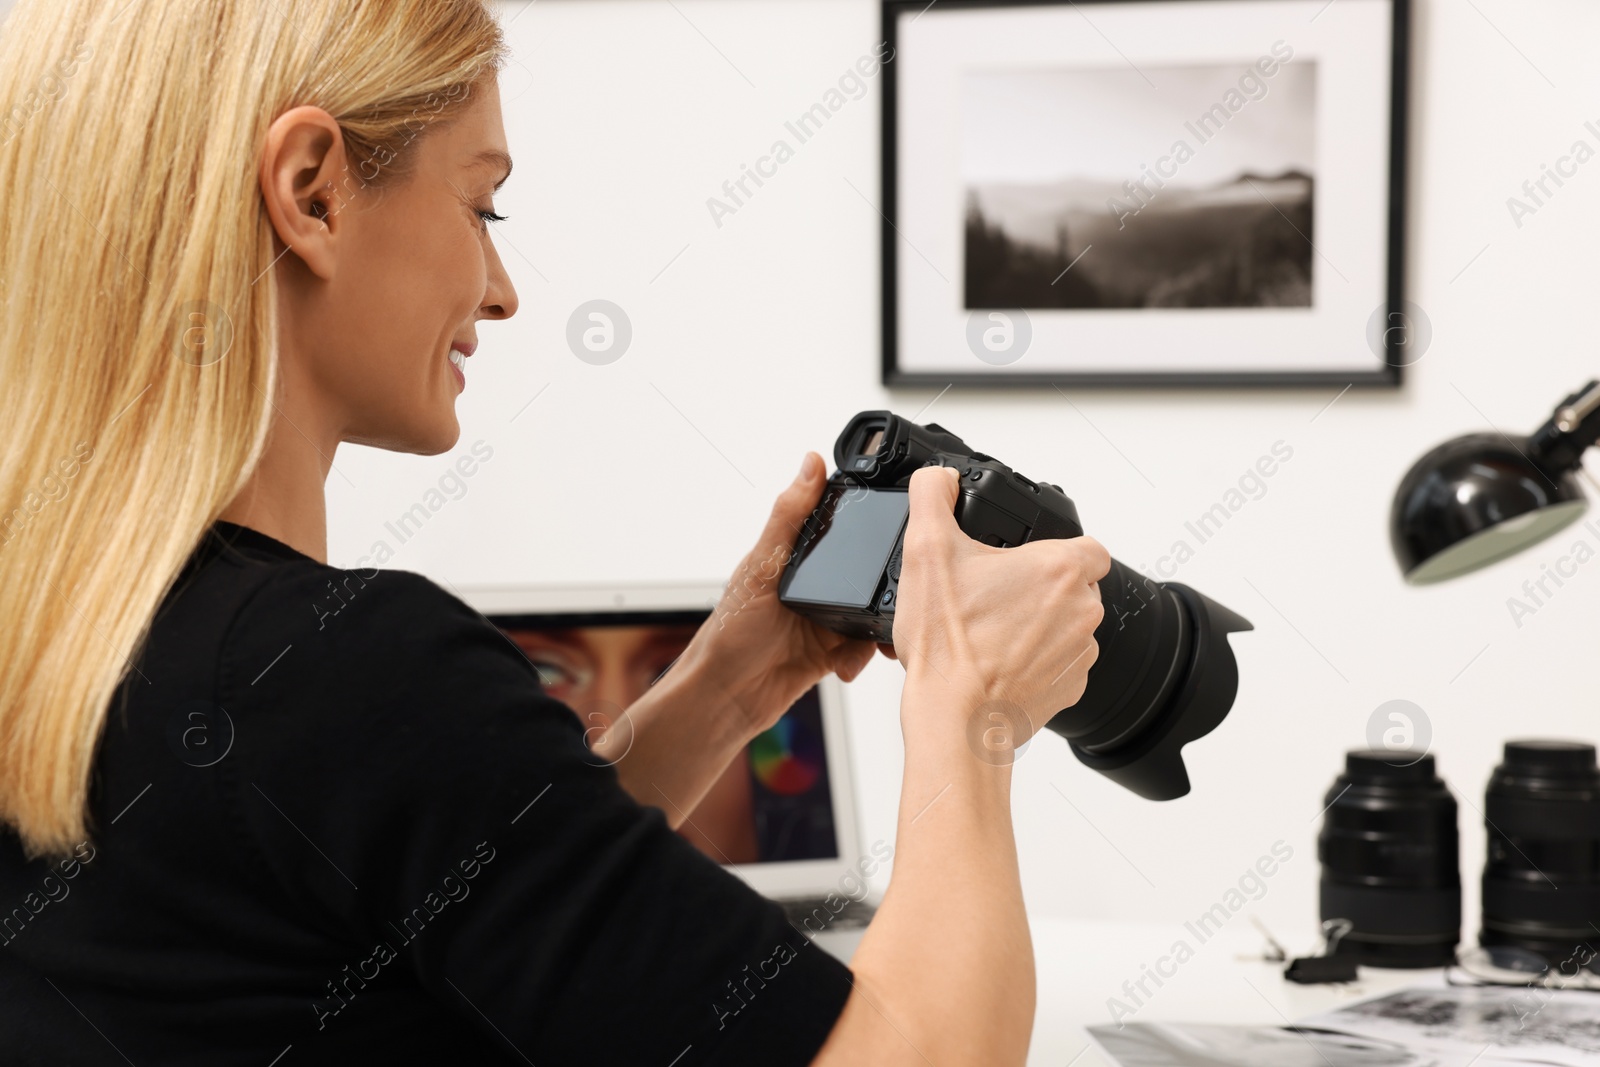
(880, 0, 1411, 389)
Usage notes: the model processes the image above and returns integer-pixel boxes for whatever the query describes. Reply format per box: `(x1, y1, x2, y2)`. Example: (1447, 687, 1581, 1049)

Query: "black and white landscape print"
(962, 61, 1317, 310)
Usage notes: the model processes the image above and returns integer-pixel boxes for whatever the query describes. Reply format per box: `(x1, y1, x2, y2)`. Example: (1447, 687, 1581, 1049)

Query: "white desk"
(1026, 917, 1426, 1066)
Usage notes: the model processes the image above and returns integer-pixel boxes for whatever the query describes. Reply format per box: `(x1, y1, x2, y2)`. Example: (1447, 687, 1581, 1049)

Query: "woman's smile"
(448, 339, 475, 390)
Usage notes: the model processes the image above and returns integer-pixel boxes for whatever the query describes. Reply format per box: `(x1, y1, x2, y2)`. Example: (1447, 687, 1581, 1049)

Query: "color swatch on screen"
(750, 715, 823, 796)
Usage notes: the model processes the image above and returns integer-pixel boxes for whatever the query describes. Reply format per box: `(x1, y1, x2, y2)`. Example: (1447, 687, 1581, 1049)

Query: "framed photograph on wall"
(880, 0, 1411, 388)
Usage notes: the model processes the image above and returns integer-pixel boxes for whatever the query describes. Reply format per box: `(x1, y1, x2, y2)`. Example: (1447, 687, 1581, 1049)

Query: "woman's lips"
(447, 342, 471, 389)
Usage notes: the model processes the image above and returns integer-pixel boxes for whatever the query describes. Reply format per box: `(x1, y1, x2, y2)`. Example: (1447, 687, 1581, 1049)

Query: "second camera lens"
(1318, 750, 1460, 967)
(1481, 739, 1600, 971)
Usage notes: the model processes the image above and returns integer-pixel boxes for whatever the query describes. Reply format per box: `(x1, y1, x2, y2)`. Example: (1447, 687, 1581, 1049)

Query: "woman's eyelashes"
(476, 206, 508, 231)
(533, 666, 580, 701)
(525, 649, 588, 697)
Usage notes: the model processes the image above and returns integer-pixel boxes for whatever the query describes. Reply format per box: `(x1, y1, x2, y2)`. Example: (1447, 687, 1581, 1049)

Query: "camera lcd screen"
(783, 487, 909, 609)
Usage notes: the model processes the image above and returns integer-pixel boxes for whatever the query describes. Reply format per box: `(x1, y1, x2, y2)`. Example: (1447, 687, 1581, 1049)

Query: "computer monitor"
(454, 582, 866, 901)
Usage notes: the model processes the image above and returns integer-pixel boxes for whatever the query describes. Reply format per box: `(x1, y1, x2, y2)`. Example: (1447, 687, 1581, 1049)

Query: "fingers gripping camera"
(776, 411, 1253, 800)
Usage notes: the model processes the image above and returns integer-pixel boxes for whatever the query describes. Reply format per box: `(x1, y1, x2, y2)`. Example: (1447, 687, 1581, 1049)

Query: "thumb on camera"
(906, 464, 962, 541)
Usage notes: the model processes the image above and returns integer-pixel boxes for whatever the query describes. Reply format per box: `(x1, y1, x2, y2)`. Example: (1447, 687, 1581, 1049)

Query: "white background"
(12, 0, 1600, 973)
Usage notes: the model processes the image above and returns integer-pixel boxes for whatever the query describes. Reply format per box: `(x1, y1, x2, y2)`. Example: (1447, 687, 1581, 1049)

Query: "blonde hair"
(0, 0, 506, 858)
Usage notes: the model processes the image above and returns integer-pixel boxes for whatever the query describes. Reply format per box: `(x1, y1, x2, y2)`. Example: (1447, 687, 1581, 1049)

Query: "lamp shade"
(1390, 432, 1587, 585)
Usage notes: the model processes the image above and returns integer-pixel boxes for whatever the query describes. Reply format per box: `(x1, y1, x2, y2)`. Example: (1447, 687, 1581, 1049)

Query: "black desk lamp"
(1391, 381, 1600, 584)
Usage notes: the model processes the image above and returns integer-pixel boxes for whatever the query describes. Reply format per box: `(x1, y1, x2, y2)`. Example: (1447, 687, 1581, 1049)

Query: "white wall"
(325, 0, 1600, 958)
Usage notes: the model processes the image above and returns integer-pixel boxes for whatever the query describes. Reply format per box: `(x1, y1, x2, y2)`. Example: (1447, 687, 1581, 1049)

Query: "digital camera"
(777, 411, 1253, 800)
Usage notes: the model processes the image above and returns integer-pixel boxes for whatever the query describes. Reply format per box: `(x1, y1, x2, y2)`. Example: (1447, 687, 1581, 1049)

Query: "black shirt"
(0, 520, 854, 1065)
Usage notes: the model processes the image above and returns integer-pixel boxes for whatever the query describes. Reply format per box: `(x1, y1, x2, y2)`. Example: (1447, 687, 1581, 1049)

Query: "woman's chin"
(420, 415, 462, 456)
(345, 413, 460, 456)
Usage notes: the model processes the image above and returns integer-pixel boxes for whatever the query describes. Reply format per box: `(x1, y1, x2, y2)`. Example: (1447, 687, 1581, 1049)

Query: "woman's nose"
(481, 240, 519, 320)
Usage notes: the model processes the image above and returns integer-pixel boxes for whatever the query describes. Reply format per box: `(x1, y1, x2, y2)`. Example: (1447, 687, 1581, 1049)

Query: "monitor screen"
(489, 609, 840, 867)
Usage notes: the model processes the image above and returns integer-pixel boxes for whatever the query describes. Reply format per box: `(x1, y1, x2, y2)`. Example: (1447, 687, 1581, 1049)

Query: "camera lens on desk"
(1481, 740, 1600, 971)
(1318, 750, 1460, 968)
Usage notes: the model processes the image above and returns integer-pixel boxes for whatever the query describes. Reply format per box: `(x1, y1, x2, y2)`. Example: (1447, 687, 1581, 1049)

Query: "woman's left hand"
(676, 451, 888, 735)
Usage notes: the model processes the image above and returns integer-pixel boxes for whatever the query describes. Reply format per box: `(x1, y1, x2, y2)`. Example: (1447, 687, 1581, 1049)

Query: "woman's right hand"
(810, 463, 1110, 1067)
(887, 464, 1111, 745)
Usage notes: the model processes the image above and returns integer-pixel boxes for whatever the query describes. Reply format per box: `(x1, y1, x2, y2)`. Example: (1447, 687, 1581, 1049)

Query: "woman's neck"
(218, 384, 336, 564)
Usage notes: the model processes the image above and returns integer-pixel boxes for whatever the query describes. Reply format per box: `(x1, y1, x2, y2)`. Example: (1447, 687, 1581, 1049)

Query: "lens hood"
(1055, 583, 1252, 800)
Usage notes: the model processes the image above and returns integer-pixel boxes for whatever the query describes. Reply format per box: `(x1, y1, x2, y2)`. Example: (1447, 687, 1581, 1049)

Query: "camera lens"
(1042, 558, 1252, 800)
(1317, 750, 1460, 968)
(1481, 740, 1600, 971)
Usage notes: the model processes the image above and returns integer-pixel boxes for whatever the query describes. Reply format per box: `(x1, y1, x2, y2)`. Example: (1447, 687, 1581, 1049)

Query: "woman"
(0, 2, 1109, 1064)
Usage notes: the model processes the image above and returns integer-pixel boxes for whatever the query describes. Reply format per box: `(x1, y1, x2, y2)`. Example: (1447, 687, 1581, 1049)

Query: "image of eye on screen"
(492, 612, 839, 867)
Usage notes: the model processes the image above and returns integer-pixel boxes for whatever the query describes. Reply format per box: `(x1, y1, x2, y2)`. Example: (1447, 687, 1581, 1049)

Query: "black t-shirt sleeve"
(219, 565, 854, 1064)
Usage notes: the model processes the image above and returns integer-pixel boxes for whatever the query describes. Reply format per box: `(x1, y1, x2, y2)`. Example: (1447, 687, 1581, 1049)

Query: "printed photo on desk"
(1087, 1021, 1432, 1067)
(881, 0, 1410, 387)
(1089, 981, 1600, 1067)
(1297, 984, 1600, 1066)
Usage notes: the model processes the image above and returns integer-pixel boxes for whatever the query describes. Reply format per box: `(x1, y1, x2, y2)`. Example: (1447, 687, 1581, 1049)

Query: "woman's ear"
(258, 105, 348, 281)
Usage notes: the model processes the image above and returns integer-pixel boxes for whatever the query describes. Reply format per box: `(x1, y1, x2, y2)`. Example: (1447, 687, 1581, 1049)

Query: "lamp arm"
(1530, 379, 1600, 474)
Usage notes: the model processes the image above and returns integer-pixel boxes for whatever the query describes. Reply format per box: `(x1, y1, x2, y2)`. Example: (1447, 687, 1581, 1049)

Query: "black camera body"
(778, 411, 1253, 801)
